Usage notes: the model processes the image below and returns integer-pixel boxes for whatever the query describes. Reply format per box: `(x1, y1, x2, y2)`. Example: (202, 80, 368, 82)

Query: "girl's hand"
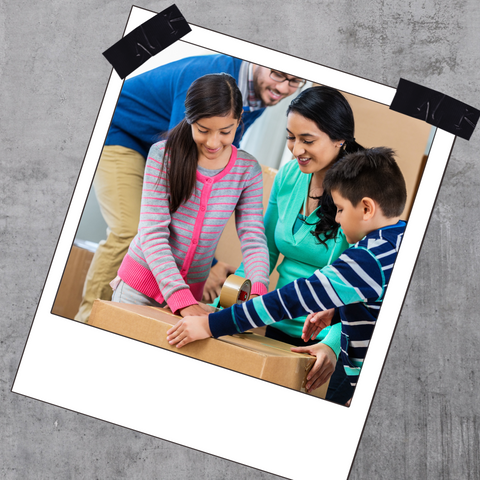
(198, 302, 217, 313)
(301, 308, 335, 342)
(291, 343, 336, 393)
(179, 303, 211, 317)
(166, 315, 212, 348)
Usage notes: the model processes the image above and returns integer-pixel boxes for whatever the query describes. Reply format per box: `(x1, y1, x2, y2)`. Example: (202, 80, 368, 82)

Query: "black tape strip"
(390, 78, 479, 140)
(103, 4, 191, 79)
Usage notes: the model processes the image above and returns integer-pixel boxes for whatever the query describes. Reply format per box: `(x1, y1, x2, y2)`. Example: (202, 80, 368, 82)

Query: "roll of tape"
(219, 274, 252, 309)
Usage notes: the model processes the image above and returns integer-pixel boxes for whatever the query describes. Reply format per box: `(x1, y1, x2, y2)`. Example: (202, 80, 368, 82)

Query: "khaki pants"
(75, 145, 145, 322)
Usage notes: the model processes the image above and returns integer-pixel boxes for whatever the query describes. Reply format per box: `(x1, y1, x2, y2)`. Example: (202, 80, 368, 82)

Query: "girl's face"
(286, 112, 344, 177)
(192, 113, 240, 167)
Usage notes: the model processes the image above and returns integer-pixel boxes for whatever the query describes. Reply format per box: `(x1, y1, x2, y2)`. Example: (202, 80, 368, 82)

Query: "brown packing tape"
(219, 274, 252, 308)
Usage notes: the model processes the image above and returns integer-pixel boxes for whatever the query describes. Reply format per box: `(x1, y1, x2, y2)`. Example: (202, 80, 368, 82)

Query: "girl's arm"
(263, 171, 282, 276)
(135, 143, 198, 314)
(234, 160, 270, 296)
(229, 167, 281, 280)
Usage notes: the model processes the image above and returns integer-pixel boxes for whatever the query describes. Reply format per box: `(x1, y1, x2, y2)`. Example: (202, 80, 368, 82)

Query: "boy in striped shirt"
(167, 147, 407, 393)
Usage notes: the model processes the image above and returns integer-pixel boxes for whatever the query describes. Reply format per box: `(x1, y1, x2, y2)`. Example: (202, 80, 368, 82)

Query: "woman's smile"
(286, 112, 344, 178)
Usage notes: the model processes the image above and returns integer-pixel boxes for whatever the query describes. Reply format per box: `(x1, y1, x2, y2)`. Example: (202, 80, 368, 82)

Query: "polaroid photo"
(13, 5, 456, 480)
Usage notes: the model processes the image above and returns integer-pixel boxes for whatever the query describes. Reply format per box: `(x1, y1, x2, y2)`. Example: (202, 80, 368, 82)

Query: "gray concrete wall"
(1, 1, 479, 479)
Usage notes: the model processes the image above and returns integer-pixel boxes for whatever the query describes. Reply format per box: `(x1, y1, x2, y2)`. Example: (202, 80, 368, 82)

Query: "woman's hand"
(202, 261, 236, 303)
(291, 343, 337, 393)
(167, 315, 212, 348)
(301, 308, 335, 342)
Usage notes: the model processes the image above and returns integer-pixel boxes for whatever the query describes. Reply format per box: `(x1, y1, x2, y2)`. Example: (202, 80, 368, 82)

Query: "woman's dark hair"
(163, 73, 243, 213)
(286, 86, 364, 246)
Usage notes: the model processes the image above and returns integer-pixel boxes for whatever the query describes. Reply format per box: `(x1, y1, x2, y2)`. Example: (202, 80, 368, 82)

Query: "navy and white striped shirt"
(209, 221, 406, 387)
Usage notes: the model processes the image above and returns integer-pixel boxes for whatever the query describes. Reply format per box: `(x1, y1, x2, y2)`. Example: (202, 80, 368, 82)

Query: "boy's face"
(331, 190, 366, 244)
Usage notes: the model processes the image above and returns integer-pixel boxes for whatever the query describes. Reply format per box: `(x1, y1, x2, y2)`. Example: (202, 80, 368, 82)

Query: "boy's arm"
(167, 247, 384, 347)
(208, 248, 384, 338)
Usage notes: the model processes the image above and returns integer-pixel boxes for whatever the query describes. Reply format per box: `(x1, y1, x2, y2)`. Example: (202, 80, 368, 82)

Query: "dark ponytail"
(287, 86, 364, 246)
(163, 73, 243, 214)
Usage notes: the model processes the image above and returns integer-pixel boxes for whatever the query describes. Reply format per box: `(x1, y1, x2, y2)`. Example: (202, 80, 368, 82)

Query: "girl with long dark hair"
(111, 73, 269, 317)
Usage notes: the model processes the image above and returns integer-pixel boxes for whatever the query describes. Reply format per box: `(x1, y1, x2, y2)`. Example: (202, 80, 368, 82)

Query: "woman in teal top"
(263, 157, 350, 339)
(238, 86, 363, 403)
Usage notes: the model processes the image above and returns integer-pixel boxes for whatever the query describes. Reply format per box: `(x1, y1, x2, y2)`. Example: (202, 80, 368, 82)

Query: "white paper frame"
(12, 6, 456, 480)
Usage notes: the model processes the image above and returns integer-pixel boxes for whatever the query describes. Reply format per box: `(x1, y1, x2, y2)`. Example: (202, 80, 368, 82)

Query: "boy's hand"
(301, 308, 335, 342)
(291, 343, 336, 393)
(166, 315, 212, 348)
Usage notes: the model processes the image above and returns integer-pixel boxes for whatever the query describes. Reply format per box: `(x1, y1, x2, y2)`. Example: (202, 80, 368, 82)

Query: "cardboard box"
(89, 300, 328, 398)
(52, 245, 94, 320)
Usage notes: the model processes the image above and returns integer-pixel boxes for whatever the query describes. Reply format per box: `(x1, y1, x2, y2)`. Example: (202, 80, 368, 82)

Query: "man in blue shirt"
(76, 54, 305, 323)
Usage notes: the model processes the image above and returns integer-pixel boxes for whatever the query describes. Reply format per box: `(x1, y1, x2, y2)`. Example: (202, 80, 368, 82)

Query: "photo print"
(13, 5, 456, 480)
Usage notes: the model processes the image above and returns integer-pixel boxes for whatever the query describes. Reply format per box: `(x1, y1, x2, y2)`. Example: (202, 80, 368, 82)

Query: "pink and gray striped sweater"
(118, 141, 270, 314)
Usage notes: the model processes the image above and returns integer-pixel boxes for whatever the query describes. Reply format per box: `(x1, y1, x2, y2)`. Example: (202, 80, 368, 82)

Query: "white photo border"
(13, 6, 456, 480)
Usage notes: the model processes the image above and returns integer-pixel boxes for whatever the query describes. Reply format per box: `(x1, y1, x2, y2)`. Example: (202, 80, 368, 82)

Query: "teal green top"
(236, 159, 350, 355)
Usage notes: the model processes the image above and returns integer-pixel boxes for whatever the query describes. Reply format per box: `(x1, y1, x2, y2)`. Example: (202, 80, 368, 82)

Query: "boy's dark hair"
(323, 147, 407, 218)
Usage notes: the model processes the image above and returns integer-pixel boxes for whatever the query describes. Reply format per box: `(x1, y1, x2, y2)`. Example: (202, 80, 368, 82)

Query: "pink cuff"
(251, 282, 268, 297)
(167, 288, 199, 315)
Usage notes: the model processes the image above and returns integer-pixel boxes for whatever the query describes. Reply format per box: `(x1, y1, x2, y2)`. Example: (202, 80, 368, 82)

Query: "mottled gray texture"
(1, 0, 479, 479)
